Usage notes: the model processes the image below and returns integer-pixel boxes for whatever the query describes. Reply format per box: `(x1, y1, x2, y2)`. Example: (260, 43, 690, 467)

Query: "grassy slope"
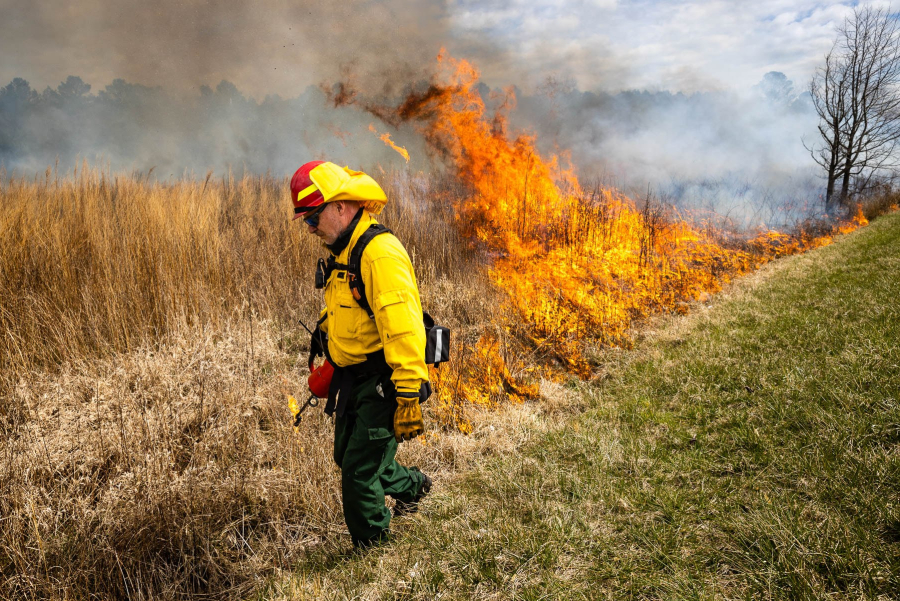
(273, 211, 900, 600)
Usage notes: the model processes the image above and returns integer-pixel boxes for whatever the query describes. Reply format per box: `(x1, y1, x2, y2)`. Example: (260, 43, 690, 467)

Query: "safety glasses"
(303, 204, 327, 227)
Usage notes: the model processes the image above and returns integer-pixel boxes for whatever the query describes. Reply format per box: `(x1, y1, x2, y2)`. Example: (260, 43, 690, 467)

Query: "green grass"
(270, 211, 900, 600)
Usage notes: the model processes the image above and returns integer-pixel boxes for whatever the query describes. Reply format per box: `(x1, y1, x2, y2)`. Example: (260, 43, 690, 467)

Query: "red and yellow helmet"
(290, 160, 387, 220)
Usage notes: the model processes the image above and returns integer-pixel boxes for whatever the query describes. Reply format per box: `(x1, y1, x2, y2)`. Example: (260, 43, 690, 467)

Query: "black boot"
(393, 472, 432, 517)
(352, 529, 391, 552)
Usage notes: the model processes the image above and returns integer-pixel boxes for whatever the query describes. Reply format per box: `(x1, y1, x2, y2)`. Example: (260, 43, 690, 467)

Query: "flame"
(368, 124, 410, 162)
(387, 52, 759, 372)
(840, 204, 868, 233)
(341, 51, 872, 427)
(428, 334, 538, 433)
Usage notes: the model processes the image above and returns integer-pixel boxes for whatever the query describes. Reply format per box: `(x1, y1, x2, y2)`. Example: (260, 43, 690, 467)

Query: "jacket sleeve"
(364, 253, 428, 395)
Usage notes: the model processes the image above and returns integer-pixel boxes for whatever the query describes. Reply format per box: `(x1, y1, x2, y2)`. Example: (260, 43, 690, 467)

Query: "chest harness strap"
(315, 223, 391, 320)
(316, 224, 393, 416)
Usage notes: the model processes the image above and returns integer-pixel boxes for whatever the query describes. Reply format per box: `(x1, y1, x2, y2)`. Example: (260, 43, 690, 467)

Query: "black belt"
(325, 350, 393, 417)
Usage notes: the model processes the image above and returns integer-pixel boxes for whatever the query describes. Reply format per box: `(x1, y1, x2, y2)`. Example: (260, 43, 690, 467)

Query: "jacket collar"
(326, 207, 365, 256)
(328, 209, 376, 261)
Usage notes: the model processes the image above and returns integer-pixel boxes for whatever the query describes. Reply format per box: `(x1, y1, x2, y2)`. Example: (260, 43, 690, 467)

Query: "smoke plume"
(0, 0, 838, 225)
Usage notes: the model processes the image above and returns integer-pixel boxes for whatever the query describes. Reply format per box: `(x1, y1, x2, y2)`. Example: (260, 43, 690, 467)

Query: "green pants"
(333, 373, 424, 544)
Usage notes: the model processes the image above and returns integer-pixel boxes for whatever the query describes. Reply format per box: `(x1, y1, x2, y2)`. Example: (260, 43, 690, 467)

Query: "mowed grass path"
(273, 212, 900, 600)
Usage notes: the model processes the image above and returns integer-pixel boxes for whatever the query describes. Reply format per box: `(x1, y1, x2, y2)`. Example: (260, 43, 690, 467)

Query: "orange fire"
(368, 124, 410, 162)
(337, 51, 871, 425)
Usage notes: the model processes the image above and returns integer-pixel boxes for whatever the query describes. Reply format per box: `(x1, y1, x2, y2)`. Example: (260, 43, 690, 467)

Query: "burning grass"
(337, 51, 874, 376)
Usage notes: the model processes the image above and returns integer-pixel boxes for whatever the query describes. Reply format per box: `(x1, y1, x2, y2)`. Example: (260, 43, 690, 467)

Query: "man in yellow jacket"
(290, 160, 432, 549)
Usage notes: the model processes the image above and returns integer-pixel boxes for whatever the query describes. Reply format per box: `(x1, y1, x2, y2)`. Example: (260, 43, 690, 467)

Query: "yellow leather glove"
(394, 392, 424, 442)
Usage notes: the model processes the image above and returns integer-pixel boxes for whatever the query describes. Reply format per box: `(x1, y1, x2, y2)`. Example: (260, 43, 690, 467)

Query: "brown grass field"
(0, 166, 514, 599)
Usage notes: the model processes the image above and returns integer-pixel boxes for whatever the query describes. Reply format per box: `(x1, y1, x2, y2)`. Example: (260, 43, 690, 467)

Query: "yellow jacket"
(319, 211, 428, 395)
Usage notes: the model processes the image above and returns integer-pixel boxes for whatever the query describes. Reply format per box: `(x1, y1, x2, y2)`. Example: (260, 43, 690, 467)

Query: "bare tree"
(807, 6, 900, 213)
(809, 50, 848, 211)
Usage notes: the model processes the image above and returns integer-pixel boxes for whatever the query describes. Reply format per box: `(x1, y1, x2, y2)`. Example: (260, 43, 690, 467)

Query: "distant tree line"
(0, 76, 405, 177)
(1, 70, 815, 224)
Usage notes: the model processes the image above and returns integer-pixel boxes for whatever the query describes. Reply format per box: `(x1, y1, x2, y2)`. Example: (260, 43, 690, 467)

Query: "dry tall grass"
(0, 166, 477, 380)
(0, 166, 501, 600)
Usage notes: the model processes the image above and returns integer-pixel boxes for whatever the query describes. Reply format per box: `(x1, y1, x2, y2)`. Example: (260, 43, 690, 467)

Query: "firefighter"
(290, 160, 432, 550)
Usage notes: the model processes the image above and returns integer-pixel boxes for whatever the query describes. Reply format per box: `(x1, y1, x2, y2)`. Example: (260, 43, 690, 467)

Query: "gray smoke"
(0, 0, 450, 98)
(0, 77, 431, 177)
(0, 0, 832, 226)
(0, 0, 455, 176)
(509, 71, 822, 227)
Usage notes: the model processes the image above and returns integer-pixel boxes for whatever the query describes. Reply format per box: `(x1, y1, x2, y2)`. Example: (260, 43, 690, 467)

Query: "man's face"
(307, 201, 344, 245)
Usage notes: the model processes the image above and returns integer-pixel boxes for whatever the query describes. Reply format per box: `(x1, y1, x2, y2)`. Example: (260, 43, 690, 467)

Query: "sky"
(451, 0, 861, 93)
(0, 0, 879, 98)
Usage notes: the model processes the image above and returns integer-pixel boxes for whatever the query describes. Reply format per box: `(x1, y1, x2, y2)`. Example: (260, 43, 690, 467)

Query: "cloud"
(448, 0, 863, 93)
